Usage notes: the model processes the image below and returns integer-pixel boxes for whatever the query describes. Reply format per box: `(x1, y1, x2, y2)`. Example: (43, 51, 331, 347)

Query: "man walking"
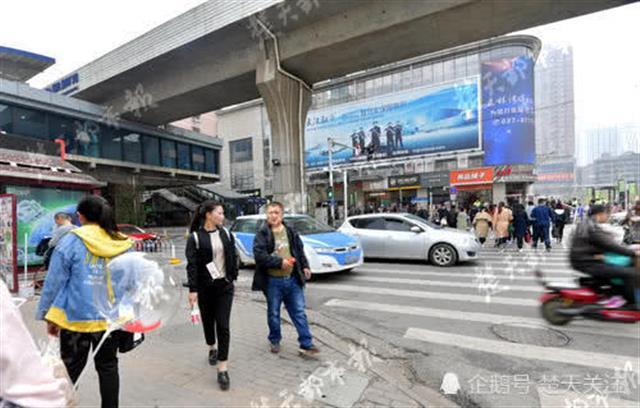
(369, 122, 381, 153)
(530, 198, 555, 252)
(385, 122, 395, 154)
(252, 202, 320, 357)
(394, 121, 404, 148)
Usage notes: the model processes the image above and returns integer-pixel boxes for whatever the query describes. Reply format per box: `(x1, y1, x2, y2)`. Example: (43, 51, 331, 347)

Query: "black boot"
(218, 371, 230, 391)
(208, 349, 217, 366)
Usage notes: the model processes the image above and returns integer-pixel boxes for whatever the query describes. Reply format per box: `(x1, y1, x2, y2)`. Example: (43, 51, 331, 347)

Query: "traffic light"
(327, 187, 334, 201)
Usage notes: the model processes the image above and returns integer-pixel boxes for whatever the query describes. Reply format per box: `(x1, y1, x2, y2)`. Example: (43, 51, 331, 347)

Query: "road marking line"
(404, 327, 639, 372)
(310, 284, 538, 306)
(325, 299, 640, 339)
(349, 275, 542, 292)
(355, 267, 574, 279)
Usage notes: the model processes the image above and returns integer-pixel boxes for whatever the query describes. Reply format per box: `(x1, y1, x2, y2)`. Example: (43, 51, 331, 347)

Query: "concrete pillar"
(492, 182, 506, 204)
(256, 38, 311, 213)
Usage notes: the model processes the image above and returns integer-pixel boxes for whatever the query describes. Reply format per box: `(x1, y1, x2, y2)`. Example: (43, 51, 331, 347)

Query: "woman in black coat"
(512, 203, 530, 252)
(185, 200, 238, 391)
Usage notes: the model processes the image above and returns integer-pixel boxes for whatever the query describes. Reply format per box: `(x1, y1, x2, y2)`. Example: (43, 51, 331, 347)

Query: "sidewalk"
(20, 259, 455, 407)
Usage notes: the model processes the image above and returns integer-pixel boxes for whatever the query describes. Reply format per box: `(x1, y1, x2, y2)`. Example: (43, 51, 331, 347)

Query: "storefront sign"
(388, 175, 421, 189)
(450, 167, 494, 186)
(420, 170, 450, 188)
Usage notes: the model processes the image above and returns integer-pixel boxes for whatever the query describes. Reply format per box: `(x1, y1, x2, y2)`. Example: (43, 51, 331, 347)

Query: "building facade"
(218, 35, 541, 216)
(0, 78, 222, 224)
(534, 45, 575, 158)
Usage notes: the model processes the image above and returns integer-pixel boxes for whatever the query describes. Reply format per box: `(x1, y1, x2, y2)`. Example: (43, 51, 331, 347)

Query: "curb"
(236, 289, 458, 408)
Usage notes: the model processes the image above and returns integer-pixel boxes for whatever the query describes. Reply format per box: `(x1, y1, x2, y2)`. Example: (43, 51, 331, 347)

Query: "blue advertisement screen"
(481, 56, 536, 165)
(304, 79, 480, 169)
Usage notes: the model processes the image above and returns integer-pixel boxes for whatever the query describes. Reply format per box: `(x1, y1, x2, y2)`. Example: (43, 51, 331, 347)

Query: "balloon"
(93, 252, 181, 333)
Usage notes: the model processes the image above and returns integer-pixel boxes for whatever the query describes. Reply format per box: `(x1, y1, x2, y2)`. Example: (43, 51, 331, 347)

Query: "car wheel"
(429, 244, 457, 267)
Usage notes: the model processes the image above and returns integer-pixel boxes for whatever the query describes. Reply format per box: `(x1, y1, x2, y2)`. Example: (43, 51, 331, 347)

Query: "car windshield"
(403, 214, 441, 229)
(285, 216, 335, 235)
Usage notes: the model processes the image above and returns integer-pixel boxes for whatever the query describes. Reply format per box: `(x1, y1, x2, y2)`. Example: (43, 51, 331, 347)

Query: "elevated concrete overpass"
(52, 0, 631, 210)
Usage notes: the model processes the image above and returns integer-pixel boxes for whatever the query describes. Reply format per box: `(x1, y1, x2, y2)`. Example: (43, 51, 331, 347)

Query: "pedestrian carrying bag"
(117, 330, 145, 353)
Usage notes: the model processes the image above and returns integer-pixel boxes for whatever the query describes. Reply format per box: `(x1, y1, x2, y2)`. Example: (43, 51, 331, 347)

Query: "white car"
(339, 213, 481, 267)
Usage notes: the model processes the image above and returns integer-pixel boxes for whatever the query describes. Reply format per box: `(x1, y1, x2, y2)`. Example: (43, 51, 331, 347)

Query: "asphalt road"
(169, 226, 640, 408)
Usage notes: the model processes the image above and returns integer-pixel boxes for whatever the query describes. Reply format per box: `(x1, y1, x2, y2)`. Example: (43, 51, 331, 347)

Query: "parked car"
(231, 214, 363, 274)
(117, 224, 158, 242)
(338, 213, 481, 267)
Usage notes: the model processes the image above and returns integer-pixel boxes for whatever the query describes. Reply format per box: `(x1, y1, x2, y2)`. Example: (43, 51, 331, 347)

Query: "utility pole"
(327, 137, 359, 226)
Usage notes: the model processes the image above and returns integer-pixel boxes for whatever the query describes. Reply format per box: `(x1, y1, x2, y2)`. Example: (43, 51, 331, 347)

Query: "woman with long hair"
(492, 201, 513, 249)
(185, 200, 238, 391)
(37, 195, 134, 408)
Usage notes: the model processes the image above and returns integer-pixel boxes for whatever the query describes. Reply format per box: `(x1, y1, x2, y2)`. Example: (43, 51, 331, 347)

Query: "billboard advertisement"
(304, 79, 480, 169)
(5, 186, 85, 266)
(535, 161, 575, 183)
(481, 56, 535, 166)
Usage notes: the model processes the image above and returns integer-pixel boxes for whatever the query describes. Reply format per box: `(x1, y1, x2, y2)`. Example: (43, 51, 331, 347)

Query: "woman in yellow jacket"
(492, 202, 513, 248)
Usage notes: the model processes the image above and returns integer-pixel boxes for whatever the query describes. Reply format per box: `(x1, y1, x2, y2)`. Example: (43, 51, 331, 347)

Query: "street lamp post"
(327, 137, 358, 226)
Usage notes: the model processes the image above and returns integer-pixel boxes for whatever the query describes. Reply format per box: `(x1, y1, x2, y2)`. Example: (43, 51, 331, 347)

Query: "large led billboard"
(304, 79, 481, 169)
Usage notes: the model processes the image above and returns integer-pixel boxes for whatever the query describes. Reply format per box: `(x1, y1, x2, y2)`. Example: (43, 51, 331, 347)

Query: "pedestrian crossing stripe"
(357, 267, 576, 277)
(310, 284, 538, 306)
(324, 299, 640, 340)
(348, 275, 543, 292)
(404, 327, 639, 372)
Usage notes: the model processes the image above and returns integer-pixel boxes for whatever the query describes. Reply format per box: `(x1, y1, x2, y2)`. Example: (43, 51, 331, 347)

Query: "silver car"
(338, 213, 481, 267)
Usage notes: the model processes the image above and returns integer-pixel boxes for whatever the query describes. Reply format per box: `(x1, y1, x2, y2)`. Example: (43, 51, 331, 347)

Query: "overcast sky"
(1, 0, 638, 134)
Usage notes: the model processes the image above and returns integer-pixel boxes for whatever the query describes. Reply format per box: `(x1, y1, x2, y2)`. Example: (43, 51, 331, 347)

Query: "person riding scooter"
(569, 204, 640, 309)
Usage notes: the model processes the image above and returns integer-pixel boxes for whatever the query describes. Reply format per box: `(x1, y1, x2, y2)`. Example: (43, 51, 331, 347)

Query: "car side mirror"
(410, 226, 422, 233)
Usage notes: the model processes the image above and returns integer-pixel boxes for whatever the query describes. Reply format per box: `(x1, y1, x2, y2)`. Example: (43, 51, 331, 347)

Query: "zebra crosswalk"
(302, 246, 640, 376)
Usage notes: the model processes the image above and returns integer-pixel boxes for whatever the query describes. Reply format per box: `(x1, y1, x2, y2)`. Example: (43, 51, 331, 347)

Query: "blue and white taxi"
(231, 214, 363, 274)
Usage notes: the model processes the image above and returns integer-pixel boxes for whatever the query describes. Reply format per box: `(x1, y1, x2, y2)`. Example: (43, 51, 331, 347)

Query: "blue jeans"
(266, 275, 313, 348)
(532, 224, 551, 249)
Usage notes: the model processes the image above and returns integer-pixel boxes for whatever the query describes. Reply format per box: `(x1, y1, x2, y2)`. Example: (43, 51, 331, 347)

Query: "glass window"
(177, 143, 191, 170)
(13, 107, 47, 139)
(0, 104, 12, 133)
(230, 138, 253, 162)
(143, 135, 160, 166)
(122, 131, 142, 163)
(433, 61, 444, 83)
(355, 217, 386, 230)
(283, 216, 334, 234)
(382, 74, 393, 94)
(100, 126, 122, 160)
(231, 218, 260, 233)
(422, 64, 433, 85)
(443, 59, 454, 81)
(161, 139, 177, 168)
(455, 56, 467, 78)
(384, 218, 414, 232)
(411, 66, 422, 85)
(466, 53, 479, 75)
(49, 115, 76, 154)
(73, 119, 100, 157)
(204, 149, 218, 174)
(191, 145, 205, 172)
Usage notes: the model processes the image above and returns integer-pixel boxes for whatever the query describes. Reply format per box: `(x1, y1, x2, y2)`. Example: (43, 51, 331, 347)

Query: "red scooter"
(535, 269, 640, 325)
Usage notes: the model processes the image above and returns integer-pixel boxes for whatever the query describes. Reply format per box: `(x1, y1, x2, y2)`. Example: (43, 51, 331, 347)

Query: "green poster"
(629, 182, 638, 201)
(5, 185, 86, 266)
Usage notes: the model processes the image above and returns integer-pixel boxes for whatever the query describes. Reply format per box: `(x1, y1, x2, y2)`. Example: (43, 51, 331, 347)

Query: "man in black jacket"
(570, 205, 640, 308)
(252, 202, 319, 356)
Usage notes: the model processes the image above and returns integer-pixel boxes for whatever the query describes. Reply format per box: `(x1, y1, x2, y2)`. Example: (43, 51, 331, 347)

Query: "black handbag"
(116, 330, 145, 353)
